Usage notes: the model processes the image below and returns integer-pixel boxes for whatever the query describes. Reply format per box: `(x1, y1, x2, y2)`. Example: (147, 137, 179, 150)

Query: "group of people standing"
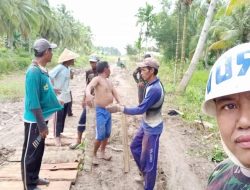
(23, 37, 250, 190)
(21, 37, 165, 190)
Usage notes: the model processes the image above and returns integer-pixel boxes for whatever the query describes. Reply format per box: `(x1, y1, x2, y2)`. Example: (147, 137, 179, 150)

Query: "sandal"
(69, 143, 80, 150)
(99, 154, 112, 161)
(92, 157, 99, 165)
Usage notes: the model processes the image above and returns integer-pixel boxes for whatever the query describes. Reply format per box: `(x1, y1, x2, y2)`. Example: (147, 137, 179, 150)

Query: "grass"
(0, 71, 25, 102)
(158, 60, 227, 162)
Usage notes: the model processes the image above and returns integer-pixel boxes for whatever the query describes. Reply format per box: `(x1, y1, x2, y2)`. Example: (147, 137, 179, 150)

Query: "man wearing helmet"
(69, 55, 99, 149)
(202, 43, 250, 189)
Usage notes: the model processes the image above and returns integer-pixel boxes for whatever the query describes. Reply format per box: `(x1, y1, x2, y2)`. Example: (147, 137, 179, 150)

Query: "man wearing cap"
(49, 48, 79, 146)
(22, 38, 62, 190)
(107, 57, 165, 190)
(133, 53, 151, 103)
(69, 55, 99, 149)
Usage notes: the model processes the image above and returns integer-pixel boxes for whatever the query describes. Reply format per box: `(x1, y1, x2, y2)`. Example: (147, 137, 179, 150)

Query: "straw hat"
(58, 48, 79, 63)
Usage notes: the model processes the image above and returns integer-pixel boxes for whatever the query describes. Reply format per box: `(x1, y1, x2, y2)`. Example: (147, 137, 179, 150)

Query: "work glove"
(106, 104, 124, 113)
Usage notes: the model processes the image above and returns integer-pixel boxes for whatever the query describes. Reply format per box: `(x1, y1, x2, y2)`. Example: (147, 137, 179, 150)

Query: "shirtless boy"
(85, 61, 120, 164)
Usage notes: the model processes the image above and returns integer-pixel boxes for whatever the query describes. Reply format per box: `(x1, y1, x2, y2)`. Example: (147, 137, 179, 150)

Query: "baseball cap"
(58, 48, 79, 63)
(33, 38, 57, 53)
(143, 53, 151, 59)
(137, 57, 159, 69)
(89, 55, 99, 62)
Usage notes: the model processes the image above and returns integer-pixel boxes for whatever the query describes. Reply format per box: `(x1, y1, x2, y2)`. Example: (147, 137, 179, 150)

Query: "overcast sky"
(49, 0, 161, 54)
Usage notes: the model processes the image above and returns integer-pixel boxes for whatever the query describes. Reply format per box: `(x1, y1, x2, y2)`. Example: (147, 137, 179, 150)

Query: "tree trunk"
(174, 0, 182, 85)
(180, 6, 188, 77)
(177, 0, 218, 92)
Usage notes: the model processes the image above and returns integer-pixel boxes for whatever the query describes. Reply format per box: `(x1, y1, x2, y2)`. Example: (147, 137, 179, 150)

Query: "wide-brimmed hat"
(33, 38, 57, 53)
(137, 57, 159, 69)
(58, 48, 79, 63)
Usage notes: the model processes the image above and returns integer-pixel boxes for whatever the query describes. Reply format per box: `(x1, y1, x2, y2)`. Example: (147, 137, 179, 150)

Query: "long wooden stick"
(121, 114, 130, 173)
(83, 106, 95, 172)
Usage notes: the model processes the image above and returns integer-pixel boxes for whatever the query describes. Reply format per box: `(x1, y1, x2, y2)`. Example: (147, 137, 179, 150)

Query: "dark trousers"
(21, 122, 45, 190)
(54, 103, 69, 137)
(67, 91, 73, 116)
(130, 126, 160, 190)
(77, 107, 86, 133)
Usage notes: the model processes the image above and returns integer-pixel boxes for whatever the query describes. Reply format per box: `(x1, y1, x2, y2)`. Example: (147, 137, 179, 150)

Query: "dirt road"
(0, 63, 215, 190)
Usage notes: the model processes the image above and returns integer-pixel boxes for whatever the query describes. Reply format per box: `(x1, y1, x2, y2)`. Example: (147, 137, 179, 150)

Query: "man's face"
(90, 61, 97, 70)
(140, 67, 153, 81)
(104, 65, 111, 78)
(44, 48, 53, 63)
(215, 91, 250, 167)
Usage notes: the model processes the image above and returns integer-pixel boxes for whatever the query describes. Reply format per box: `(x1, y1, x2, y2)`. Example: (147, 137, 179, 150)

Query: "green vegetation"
(0, 0, 248, 164)
(158, 60, 227, 162)
(0, 48, 31, 74)
(211, 145, 226, 162)
(0, 71, 25, 102)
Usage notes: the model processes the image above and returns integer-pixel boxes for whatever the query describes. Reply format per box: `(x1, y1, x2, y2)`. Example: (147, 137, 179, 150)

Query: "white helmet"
(202, 43, 250, 116)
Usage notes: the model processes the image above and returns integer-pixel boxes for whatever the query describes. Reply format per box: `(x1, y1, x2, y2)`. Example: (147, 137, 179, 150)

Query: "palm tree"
(174, 0, 181, 84)
(209, 2, 250, 51)
(180, 0, 192, 76)
(136, 3, 155, 51)
(178, 0, 218, 92)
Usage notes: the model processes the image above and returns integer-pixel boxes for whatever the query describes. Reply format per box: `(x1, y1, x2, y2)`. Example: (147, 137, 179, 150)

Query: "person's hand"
(54, 88, 61, 95)
(82, 100, 86, 108)
(85, 94, 94, 107)
(138, 82, 144, 88)
(40, 127, 48, 139)
(106, 104, 124, 113)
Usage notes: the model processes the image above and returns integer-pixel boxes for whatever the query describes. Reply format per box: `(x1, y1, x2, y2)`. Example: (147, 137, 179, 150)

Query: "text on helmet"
(207, 50, 250, 94)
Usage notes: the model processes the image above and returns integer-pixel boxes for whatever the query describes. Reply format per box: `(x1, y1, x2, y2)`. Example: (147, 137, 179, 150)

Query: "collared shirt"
(49, 64, 71, 103)
(23, 63, 62, 122)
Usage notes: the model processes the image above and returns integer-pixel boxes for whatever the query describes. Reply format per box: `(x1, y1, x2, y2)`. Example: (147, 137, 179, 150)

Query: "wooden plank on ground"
(0, 163, 78, 182)
(41, 162, 78, 170)
(40, 167, 78, 182)
(7, 151, 21, 162)
(121, 114, 130, 173)
(0, 162, 78, 171)
(47, 132, 75, 139)
(83, 106, 96, 172)
(0, 181, 71, 190)
(45, 138, 73, 146)
(39, 181, 72, 190)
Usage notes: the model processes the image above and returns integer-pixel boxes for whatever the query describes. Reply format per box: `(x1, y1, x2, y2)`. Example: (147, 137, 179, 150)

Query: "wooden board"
(83, 106, 96, 172)
(0, 163, 78, 182)
(41, 162, 78, 170)
(121, 114, 130, 173)
(0, 181, 72, 190)
(45, 138, 73, 146)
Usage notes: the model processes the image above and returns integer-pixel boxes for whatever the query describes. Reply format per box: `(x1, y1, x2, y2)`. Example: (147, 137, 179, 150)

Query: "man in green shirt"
(21, 38, 62, 190)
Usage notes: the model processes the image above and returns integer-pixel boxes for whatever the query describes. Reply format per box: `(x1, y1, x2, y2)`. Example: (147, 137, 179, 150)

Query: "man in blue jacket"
(107, 58, 165, 190)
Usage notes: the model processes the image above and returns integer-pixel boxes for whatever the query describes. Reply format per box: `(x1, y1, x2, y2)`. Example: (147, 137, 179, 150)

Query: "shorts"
(95, 106, 112, 141)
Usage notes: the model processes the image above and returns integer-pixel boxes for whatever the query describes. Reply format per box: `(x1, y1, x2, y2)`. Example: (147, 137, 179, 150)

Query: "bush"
(0, 48, 31, 74)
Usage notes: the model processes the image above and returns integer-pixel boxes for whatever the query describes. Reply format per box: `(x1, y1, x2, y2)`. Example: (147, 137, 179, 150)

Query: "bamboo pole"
(121, 114, 130, 173)
(83, 106, 95, 172)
